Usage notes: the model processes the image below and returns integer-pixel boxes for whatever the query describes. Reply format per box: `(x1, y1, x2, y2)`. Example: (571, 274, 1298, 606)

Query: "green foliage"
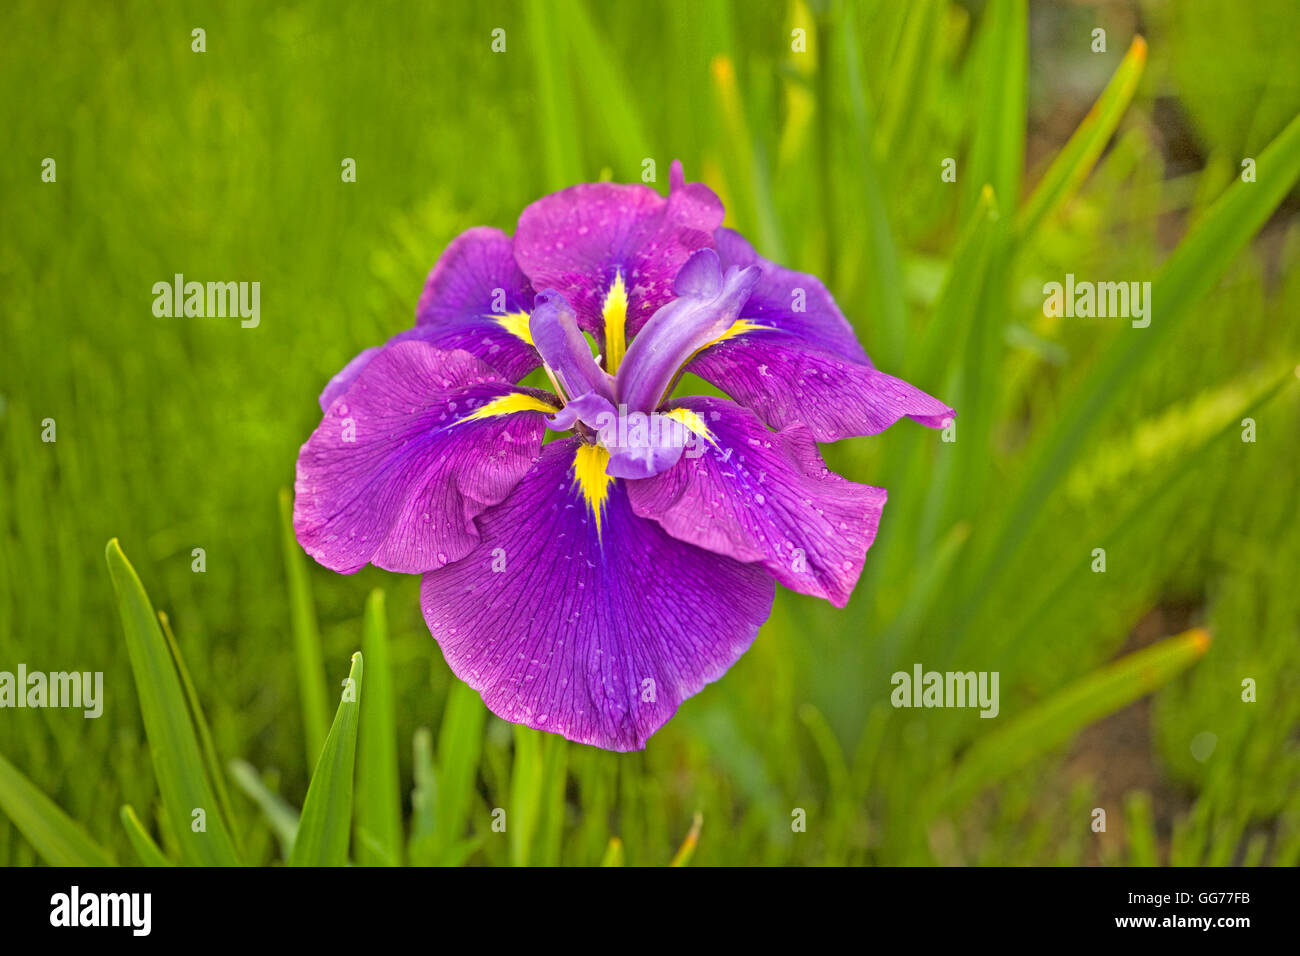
(289, 651, 362, 867)
(105, 540, 241, 866)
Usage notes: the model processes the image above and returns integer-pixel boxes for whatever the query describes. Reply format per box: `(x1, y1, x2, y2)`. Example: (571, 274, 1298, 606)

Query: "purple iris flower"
(294, 162, 953, 751)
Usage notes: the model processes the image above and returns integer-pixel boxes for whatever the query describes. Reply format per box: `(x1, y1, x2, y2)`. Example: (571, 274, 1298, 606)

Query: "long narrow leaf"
(669, 812, 703, 867)
(289, 651, 364, 867)
(835, 1, 907, 367)
(526, 0, 583, 189)
(433, 680, 486, 864)
(120, 805, 174, 867)
(0, 749, 114, 867)
(1017, 36, 1147, 240)
(537, 734, 569, 866)
(105, 539, 241, 866)
(279, 488, 329, 768)
(508, 726, 543, 867)
(355, 590, 401, 866)
(564, 0, 652, 176)
(963, 0, 1027, 218)
(157, 609, 240, 853)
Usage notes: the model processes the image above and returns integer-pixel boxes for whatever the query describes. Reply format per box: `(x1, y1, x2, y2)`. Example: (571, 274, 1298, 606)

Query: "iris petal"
(691, 338, 953, 441)
(323, 228, 541, 408)
(706, 227, 868, 362)
(414, 226, 541, 381)
(687, 228, 953, 440)
(294, 341, 553, 575)
(512, 161, 724, 343)
(627, 397, 887, 607)
(420, 439, 775, 751)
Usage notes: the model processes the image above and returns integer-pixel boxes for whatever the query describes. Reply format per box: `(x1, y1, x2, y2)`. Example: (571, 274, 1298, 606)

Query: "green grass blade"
(563, 0, 652, 177)
(914, 184, 1000, 386)
(408, 728, 437, 866)
(835, 0, 907, 367)
(120, 805, 174, 866)
(600, 836, 625, 866)
(355, 590, 401, 866)
(289, 651, 363, 867)
(669, 812, 703, 866)
(798, 703, 853, 864)
(508, 726, 543, 867)
(1017, 36, 1147, 241)
(874, 0, 940, 165)
(932, 629, 1210, 812)
(964, 0, 1027, 219)
(0, 749, 114, 866)
(228, 759, 300, 861)
(157, 609, 240, 854)
(526, 0, 583, 188)
(279, 488, 329, 769)
(711, 54, 785, 260)
(537, 734, 569, 866)
(434, 680, 487, 864)
(105, 539, 241, 866)
(1123, 791, 1160, 866)
(971, 366, 1296, 662)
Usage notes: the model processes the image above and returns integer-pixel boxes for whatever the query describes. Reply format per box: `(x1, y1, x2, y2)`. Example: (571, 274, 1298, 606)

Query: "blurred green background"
(2, 0, 1299, 866)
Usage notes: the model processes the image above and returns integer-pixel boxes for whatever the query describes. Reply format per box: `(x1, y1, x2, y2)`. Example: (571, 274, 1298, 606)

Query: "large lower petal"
(512, 162, 724, 344)
(295, 341, 554, 575)
(627, 397, 886, 607)
(689, 332, 953, 441)
(420, 439, 775, 751)
(414, 226, 540, 381)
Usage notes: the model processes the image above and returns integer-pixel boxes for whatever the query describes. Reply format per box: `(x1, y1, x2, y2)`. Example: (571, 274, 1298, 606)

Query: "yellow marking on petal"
(601, 272, 628, 373)
(572, 442, 613, 538)
(492, 311, 534, 345)
(663, 407, 717, 446)
(670, 319, 775, 401)
(709, 318, 772, 346)
(456, 392, 557, 424)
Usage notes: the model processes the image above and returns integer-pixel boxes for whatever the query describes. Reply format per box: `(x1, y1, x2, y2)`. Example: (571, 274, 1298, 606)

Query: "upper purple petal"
(420, 438, 775, 751)
(295, 341, 553, 575)
(414, 226, 541, 382)
(512, 161, 725, 342)
(627, 397, 887, 607)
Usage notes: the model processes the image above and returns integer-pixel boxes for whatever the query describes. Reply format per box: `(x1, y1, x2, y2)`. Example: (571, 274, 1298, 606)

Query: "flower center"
(527, 248, 759, 480)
